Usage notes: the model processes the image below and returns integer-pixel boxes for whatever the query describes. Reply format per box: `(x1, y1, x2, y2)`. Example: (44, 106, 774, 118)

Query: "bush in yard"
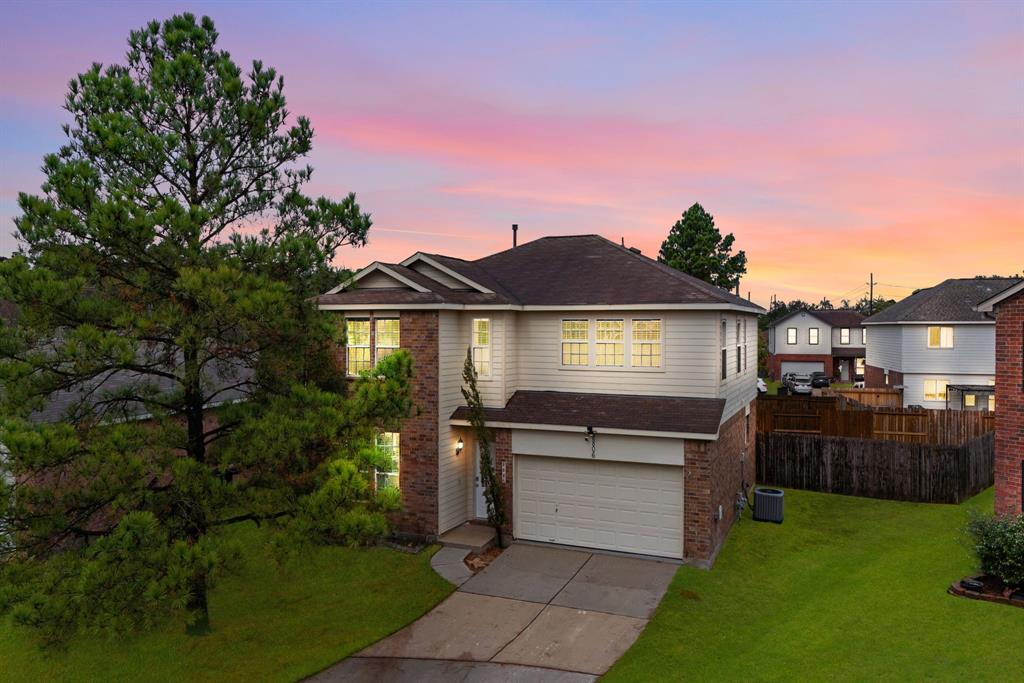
(966, 513, 1024, 589)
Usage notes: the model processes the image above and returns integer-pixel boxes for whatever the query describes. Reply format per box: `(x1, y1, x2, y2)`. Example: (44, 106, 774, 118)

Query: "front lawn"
(606, 488, 1023, 681)
(0, 526, 453, 682)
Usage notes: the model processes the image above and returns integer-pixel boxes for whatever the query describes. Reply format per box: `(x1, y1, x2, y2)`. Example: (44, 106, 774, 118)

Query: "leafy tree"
(658, 203, 747, 290)
(460, 349, 506, 546)
(853, 294, 896, 317)
(0, 14, 408, 641)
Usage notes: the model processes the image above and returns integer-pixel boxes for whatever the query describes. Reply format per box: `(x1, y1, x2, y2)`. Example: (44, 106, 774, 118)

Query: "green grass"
(606, 488, 1024, 682)
(0, 527, 454, 683)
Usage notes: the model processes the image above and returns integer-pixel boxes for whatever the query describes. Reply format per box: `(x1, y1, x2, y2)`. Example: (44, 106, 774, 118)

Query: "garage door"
(515, 455, 683, 559)
(781, 361, 825, 375)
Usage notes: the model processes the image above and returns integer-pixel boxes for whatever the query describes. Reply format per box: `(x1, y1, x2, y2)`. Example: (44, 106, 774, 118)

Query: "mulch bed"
(464, 546, 503, 573)
(948, 575, 1024, 609)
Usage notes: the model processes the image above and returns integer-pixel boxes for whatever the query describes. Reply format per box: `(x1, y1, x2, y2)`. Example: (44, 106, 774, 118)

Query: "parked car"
(757, 378, 768, 394)
(787, 373, 813, 394)
(810, 371, 831, 388)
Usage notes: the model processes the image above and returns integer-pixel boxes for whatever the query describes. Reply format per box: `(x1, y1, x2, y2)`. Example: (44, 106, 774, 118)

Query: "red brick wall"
(768, 353, 834, 380)
(493, 428, 514, 537)
(865, 364, 902, 390)
(683, 400, 756, 565)
(994, 293, 1024, 516)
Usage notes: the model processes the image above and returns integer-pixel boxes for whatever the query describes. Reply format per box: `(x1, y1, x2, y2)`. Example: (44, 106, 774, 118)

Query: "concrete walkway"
(314, 544, 677, 681)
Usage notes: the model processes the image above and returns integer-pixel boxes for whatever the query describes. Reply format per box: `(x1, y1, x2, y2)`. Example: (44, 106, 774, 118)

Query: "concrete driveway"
(311, 544, 677, 682)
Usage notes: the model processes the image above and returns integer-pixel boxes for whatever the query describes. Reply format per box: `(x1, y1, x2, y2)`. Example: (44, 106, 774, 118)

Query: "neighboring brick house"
(864, 278, 1016, 410)
(316, 234, 764, 565)
(766, 309, 866, 381)
(975, 279, 1024, 516)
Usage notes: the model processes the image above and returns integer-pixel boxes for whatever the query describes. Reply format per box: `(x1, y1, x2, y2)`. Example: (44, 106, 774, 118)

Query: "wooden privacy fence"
(757, 396, 994, 446)
(757, 432, 995, 503)
(822, 387, 903, 408)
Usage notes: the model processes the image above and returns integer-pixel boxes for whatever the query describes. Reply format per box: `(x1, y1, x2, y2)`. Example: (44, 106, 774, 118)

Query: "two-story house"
(864, 278, 1016, 410)
(766, 309, 866, 381)
(315, 235, 764, 565)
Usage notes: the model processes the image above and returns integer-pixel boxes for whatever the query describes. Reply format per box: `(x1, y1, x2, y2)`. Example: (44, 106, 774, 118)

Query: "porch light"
(455, 437, 464, 456)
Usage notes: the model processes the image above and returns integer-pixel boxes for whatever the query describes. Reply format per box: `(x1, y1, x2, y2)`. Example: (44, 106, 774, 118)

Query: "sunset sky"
(1, 1, 1021, 307)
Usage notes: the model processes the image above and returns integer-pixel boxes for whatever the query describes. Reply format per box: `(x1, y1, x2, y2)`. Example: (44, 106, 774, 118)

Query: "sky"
(1, 1, 1021, 307)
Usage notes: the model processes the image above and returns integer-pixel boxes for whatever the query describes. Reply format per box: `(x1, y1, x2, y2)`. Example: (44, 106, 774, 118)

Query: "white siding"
(409, 261, 467, 290)
(357, 270, 406, 288)
(830, 325, 865, 351)
(437, 311, 472, 533)
(900, 324, 995, 375)
(770, 312, 832, 355)
(719, 312, 760, 422)
(504, 312, 519, 401)
(902, 372, 994, 408)
(865, 325, 902, 370)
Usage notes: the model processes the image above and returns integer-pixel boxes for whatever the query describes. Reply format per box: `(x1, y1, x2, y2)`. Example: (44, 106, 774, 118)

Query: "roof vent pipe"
(512, 223, 518, 247)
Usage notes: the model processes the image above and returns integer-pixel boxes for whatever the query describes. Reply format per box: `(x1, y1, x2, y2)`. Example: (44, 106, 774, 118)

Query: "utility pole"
(869, 273, 875, 315)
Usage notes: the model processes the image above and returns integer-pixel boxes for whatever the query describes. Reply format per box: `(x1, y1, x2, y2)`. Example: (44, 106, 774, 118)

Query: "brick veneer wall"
(493, 428, 514, 538)
(864, 364, 903, 390)
(683, 400, 756, 565)
(768, 353, 834, 380)
(994, 292, 1024, 516)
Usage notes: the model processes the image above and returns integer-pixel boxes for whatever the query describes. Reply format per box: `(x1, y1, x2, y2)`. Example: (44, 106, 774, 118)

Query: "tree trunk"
(183, 345, 206, 464)
(186, 571, 211, 636)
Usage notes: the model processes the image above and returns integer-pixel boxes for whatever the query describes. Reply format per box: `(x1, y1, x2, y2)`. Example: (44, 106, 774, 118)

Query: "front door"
(473, 445, 488, 519)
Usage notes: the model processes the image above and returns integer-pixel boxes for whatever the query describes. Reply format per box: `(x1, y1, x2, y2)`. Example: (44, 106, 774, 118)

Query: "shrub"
(966, 513, 1024, 588)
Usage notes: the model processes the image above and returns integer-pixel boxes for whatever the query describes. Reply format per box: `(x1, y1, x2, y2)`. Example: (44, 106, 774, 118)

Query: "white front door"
(473, 445, 488, 518)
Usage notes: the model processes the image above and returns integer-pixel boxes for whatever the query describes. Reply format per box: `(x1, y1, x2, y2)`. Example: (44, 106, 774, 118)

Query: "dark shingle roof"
(864, 278, 1018, 324)
(450, 390, 725, 436)
(317, 235, 763, 311)
(811, 310, 865, 327)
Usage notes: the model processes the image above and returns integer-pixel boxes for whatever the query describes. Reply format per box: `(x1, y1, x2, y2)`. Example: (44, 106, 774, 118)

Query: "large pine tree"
(0, 14, 412, 640)
(658, 203, 747, 290)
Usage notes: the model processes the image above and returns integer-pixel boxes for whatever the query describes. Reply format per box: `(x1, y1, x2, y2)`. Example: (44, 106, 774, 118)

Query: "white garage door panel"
(516, 455, 683, 559)
(781, 361, 825, 375)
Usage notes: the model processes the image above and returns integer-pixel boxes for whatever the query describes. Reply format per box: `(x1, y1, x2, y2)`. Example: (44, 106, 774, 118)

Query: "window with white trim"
(375, 431, 400, 489)
(735, 320, 742, 373)
(809, 327, 819, 345)
(596, 320, 625, 367)
(721, 319, 728, 380)
(375, 318, 400, 360)
(923, 379, 948, 401)
(346, 319, 371, 376)
(840, 328, 850, 345)
(786, 327, 797, 345)
(927, 326, 953, 349)
(855, 357, 865, 374)
(632, 319, 662, 368)
(561, 319, 589, 366)
(964, 394, 976, 408)
(742, 318, 748, 371)
(861, 328, 867, 345)
(988, 394, 996, 412)
(472, 318, 491, 376)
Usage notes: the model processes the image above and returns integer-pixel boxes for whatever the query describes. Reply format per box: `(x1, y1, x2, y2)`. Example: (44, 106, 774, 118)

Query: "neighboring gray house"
(766, 309, 866, 381)
(863, 278, 1015, 410)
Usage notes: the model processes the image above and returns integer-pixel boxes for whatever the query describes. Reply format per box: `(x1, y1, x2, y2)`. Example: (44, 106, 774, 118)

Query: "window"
(861, 328, 867, 345)
(735, 320, 742, 373)
(988, 395, 996, 412)
(923, 379, 948, 401)
(884, 370, 890, 386)
(561, 319, 589, 366)
(809, 327, 820, 345)
(855, 357, 866, 374)
(472, 318, 491, 376)
(786, 327, 797, 345)
(346, 319, 371, 376)
(721, 320, 728, 379)
(742, 318, 748, 371)
(964, 394, 976, 408)
(375, 432, 400, 489)
(840, 328, 850, 345)
(927, 326, 953, 349)
(632, 319, 662, 368)
(596, 320, 625, 367)
(375, 318, 400, 361)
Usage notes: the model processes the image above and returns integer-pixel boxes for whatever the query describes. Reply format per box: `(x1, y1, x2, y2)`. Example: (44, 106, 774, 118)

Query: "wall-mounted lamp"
(455, 437, 465, 456)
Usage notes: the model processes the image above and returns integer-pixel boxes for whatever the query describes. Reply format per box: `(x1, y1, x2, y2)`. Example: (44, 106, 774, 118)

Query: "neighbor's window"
(988, 395, 996, 412)
(346, 318, 372, 376)
(923, 379, 948, 401)
(964, 394, 976, 408)
(472, 318, 491, 377)
(561, 319, 589, 366)
(927, 326, 954, 349)
(375, 432, 400, 489)
(855, 357, 866, 373)
(840, 328, 851, 345)
(632, 319, 663, 368)
(596, 320, 625, 367)
(809, 327, 820, 345)
(375, 318, 400, 360)
(861, 328, 867, 345)
(786, 327, 797, 345)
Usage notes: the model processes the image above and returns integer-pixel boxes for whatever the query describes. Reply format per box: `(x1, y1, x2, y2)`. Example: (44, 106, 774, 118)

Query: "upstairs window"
(927, 326, 954, 349)
(472, 318, 491, 377)
(923, 379, 948, 401)
(596, 320, 625, 367)
(861, 328, 867, 345)
(561, 320, 589, 366)
(346, 319, 372, 376)
(721, 320, 728, 379)
(786, 327, 797, 345)
(375, 318, 400, 360)
(840, 328, 851, 345)
(632, 319, 662, 368)
(375, 432, 400, 489)
(743, 318, 749, 371)
(735, 320, 742, 373)
(809, 327, 820, 345)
